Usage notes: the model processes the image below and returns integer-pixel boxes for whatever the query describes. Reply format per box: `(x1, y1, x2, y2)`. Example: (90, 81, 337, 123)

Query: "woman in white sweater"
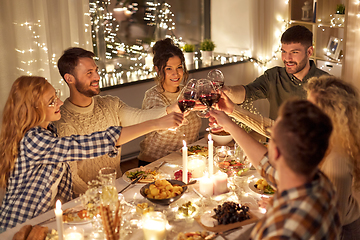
(138, 38, 201, 165)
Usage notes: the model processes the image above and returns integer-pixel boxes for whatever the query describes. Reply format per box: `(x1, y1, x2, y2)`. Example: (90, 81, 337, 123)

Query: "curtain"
(0, 0, 92, 120)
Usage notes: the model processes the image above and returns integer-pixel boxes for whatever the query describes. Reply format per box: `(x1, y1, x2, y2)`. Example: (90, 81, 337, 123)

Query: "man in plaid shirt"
(210, 99, 341, 239)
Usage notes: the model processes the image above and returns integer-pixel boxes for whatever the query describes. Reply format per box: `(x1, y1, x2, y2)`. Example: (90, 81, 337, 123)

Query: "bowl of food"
(210, 131, 233, 145)
(140, 179, 187, 205)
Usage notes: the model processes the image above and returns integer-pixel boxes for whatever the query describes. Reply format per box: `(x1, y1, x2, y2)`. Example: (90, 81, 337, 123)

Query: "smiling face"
(73, 57, 100, 97)
(41, 87, 63, 128)
(281, 42, 312, 77)
(161, 56, 184, 92)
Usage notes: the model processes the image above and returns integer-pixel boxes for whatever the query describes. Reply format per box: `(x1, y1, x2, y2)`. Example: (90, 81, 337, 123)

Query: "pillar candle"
(199, 174, 213, 196)
(212, 171, 228, 195)
(55, 200, 64, 240)
(187, 156, 206, 178)
(208, 134, 214, 176)
(182, 140, 188, 183)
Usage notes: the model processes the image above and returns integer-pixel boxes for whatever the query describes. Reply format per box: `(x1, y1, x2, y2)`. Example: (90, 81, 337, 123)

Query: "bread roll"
(12, 225, 32, 240)
(26, 225, 48, 240)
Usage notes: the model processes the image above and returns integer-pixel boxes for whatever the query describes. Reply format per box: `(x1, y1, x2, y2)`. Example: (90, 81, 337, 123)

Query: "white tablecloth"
(0, 138, 266, 240)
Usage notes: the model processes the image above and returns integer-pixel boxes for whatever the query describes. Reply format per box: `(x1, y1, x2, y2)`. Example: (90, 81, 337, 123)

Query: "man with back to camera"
(209, 99, 341, 239)
(224, 25, 329, 120)
(54, 47, 180, 196)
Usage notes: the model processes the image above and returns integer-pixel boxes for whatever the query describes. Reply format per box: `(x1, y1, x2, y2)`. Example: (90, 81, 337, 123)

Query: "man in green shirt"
(225, 25, 329, 120)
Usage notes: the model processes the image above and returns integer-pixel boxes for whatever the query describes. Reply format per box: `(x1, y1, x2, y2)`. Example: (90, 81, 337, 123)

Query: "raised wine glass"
(196, 79, 220, 118)
(168, 79, 198, 131)
(207, 69, 224, 90)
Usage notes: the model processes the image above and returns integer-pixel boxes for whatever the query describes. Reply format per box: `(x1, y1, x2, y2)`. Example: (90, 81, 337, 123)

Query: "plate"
(63, 207, 92, 225)
(195, 211, 258, 233)
(248, 180, 275, 195)
(122, 167, 160, 184)
(181, 144, 209, 157)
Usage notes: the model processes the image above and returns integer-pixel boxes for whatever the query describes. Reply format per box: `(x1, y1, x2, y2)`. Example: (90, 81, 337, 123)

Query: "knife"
(119, 174, 143, 194)
(152, 161, 167, 172)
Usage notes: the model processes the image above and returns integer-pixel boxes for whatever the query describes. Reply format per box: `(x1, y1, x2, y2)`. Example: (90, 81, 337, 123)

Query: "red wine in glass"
(178, 99, 196, 113)
(199, 93, 221, 107)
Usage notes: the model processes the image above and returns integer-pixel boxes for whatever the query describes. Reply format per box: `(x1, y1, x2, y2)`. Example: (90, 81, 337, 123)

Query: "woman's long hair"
(306, 76, 360, 189)
(0, 76, 51, 188)
(152, 38, 189, 91)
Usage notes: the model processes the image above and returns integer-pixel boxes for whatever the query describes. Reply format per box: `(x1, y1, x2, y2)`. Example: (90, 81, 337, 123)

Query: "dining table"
(0, 135, 269, 240)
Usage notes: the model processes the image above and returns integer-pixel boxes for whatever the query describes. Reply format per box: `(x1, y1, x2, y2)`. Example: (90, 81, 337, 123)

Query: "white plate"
(122, 167, 159, 184)
(248, 180, 275, 195)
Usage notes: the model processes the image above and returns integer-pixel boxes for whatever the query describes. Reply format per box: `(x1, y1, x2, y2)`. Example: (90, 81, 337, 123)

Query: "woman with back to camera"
(137, 38, 201, 166)
(0, 76, 183, 231)
(306, 76, 360, 239)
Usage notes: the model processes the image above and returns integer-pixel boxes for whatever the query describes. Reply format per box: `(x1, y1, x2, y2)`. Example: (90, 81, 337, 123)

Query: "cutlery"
(180, 180, 197, 188)
(152, 161, 167, 172)
(119, 174, 143, 194)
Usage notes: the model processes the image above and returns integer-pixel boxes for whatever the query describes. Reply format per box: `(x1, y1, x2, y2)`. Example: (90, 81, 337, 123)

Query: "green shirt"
(244, 60, 329, 120)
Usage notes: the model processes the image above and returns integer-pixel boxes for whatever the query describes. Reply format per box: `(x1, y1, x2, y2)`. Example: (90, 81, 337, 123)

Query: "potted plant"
(334, 4, 345, 26)
(183, 43, 195, 65)
(200, 39, 215, 65)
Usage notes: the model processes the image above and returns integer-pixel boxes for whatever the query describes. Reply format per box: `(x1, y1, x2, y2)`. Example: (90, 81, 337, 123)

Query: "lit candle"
(187, 156, 206, 178)
(182, 140, 188, 183)
(199, 174, 213, 196)
(212, 171, 228, 195)
(142, 212, 167, 240)
(64, 226, 84, 240)
(55, 200, 64, 240)
(208, 134, 214, 176)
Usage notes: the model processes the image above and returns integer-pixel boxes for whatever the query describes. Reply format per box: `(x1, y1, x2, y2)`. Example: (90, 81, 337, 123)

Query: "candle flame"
(208, 134, 212, 141)
(56, 199, 62, 210)
(183, 140, 186, 147)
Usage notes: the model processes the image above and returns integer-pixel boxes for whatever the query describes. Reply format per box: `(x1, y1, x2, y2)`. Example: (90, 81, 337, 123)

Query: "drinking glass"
(196, 79, 220, 117)
(169, 79, 198, 132)
(98, 167, 118, 207)
(207, 69, 224, 90)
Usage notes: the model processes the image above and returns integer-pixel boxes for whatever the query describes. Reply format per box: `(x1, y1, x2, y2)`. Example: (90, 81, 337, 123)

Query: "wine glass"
(196, 79, 220, 118)
(207, 69, 224, 90)
(168, 80, 198, 131)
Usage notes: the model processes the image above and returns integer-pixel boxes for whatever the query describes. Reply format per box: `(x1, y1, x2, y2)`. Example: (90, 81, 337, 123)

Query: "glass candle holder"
(142, 211, 167, 240)
(64, 226, 84, 240)
(187, 155, 206, 178)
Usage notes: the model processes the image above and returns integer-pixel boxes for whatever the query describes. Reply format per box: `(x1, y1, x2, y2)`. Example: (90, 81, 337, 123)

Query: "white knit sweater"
(54, 95, 167, 195)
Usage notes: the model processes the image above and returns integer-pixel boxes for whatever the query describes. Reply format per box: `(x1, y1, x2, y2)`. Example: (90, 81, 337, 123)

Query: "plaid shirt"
(0, 124, 121, 230)
(250, 156, 341, 240)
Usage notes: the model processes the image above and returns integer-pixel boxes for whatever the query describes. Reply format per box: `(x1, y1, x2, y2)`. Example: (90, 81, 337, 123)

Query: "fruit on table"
(213, 201, 250, 225)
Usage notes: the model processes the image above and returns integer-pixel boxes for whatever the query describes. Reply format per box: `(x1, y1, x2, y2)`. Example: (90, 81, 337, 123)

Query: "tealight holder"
(142, 211, 167, 240)
(64, 226, 84, 240)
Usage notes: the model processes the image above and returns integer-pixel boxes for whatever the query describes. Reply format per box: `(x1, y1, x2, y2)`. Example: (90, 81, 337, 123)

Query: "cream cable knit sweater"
(54, 95, 167, 196)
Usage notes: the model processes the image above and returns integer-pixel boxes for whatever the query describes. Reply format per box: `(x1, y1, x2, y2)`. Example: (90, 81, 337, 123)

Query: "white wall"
(211, 0, 252, 55)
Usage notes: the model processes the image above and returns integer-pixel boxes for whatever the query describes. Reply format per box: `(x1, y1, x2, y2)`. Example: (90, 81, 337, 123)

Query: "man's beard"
(74, 78, 100, 97)
(284, 56, 308, 75)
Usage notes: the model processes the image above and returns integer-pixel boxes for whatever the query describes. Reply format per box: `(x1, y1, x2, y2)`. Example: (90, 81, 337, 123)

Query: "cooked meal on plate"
(254, 178, 275, 194)
(125, 166, 159, 183)
(144, 179, 183, 199)
(62, 209, 90, 223)
(176, 231, 212, 240)
(182, 145, 208, 157)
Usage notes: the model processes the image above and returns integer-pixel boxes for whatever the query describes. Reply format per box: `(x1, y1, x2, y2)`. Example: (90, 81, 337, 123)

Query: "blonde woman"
(0, 76, 183, 231)
(306, 76, 360, 239)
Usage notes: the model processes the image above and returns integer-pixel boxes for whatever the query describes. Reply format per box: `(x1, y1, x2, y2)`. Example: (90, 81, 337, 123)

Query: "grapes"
(213, 201, 250, 225)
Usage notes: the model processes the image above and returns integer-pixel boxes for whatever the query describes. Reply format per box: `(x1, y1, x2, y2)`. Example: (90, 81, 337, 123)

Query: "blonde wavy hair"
(306, 75, 360, 189)
(0, 76, 51, 188)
